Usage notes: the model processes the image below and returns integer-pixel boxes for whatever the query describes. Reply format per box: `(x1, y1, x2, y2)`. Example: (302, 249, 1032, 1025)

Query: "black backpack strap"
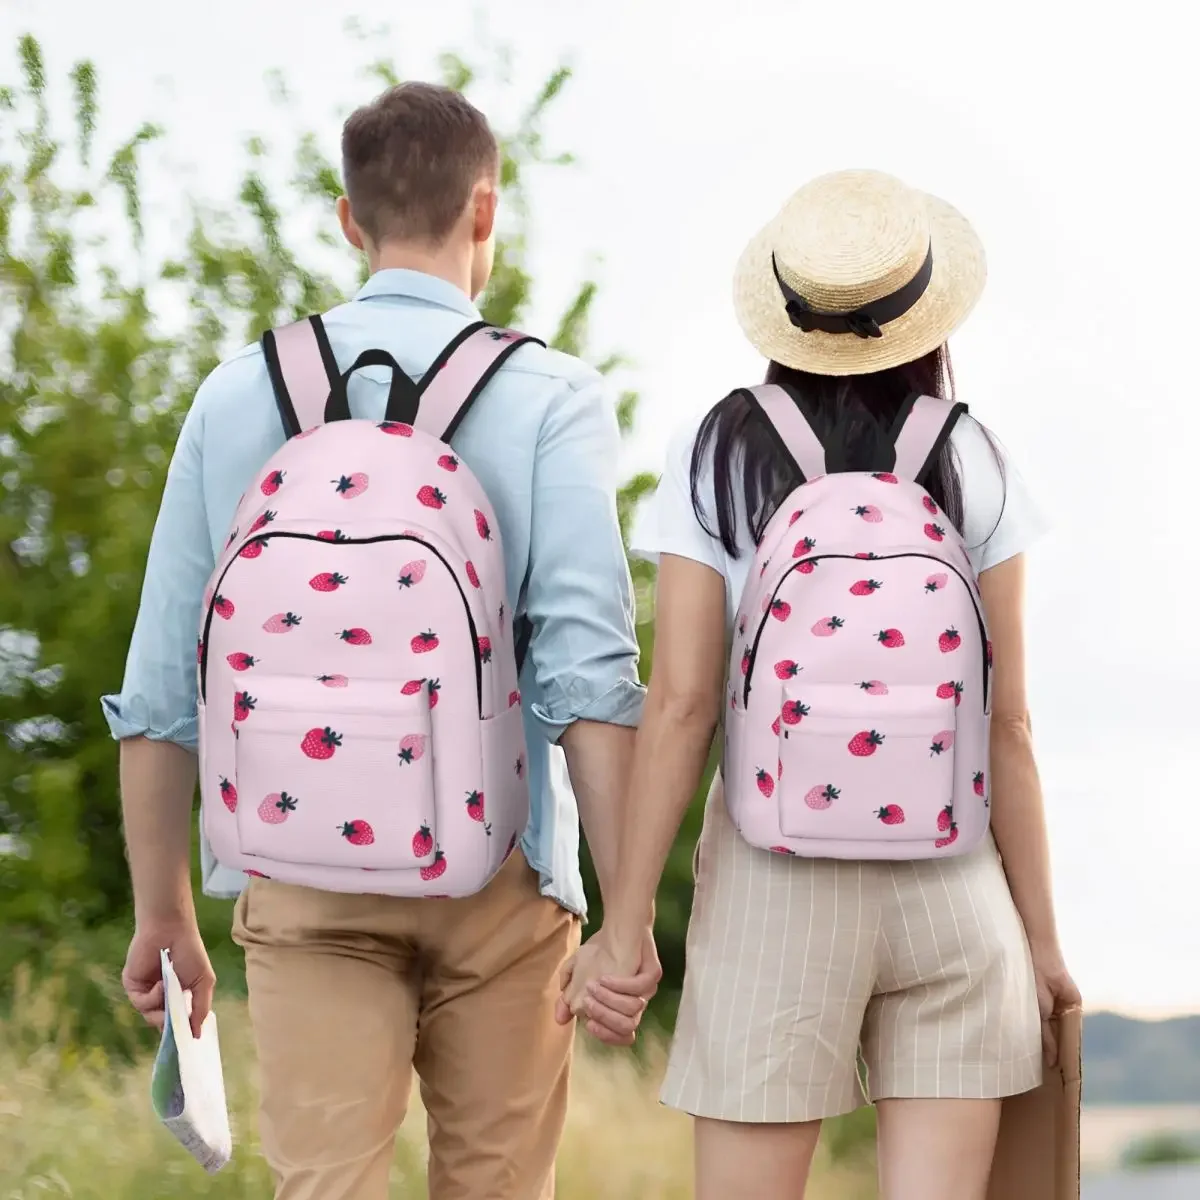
(741, 383, 828, 482)
(888, 394, 969, 483)
(261, 315, 341, 439)
(411, 323, 544, 440)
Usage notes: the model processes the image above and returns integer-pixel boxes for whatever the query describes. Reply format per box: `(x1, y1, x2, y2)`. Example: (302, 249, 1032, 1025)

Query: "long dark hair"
(690, 345, 1003, 556)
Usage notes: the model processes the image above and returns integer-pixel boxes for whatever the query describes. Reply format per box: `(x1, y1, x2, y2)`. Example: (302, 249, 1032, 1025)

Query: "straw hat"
(732, 169, 986, 376)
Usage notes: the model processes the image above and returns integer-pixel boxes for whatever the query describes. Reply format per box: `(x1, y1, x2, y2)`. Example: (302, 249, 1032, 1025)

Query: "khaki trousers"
(232, 851, 581, 1199)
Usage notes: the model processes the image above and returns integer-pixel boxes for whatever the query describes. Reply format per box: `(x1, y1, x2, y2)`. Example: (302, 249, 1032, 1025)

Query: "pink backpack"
(196, 315, 541, 897)
(724, 385, 991, 860)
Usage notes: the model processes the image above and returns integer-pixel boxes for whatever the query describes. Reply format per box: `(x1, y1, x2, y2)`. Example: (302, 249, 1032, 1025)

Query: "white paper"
(149, 948, 233, 1173)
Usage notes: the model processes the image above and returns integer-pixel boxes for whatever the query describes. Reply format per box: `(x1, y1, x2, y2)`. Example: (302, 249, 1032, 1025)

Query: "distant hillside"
(1086, 1012, 1200, 1105)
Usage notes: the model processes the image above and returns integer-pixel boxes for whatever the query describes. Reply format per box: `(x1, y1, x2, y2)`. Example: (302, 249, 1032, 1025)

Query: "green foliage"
(1121, 1131, 1200, 1169)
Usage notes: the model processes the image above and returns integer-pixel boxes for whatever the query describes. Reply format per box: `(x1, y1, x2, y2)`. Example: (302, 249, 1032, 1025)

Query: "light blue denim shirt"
(101, 269, 644, 917)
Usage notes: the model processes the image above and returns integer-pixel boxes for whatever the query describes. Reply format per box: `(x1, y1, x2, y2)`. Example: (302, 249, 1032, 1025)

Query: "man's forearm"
(120, 737, 199, 925)
(559, 719, 636, 908)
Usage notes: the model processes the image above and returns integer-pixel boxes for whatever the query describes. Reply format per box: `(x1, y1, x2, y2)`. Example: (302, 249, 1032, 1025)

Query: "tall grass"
(0, 964, 876, 1198)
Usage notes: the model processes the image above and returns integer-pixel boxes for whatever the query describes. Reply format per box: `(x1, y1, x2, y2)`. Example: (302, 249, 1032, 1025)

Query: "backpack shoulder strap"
(261, 315, 341, 439)
(741, 383, 827, 482)
(412, 323, 545, 440)
(889, 394, 969, 483)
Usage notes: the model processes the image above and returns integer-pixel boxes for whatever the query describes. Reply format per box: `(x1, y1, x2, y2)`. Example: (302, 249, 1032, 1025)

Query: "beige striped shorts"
(661, 774, 1043, 1123)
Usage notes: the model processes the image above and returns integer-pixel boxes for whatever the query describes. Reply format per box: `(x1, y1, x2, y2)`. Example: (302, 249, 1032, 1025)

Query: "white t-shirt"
(631, 409, 1048, 630)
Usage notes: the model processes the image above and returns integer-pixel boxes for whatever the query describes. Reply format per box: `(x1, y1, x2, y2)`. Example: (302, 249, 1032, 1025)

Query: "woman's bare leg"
(694, 1116, 823, 1200)
(875, 1098, 1001, 1200)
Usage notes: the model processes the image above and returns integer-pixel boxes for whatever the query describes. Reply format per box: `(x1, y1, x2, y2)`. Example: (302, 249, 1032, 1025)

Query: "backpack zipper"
(741, 551, 989, 710)
(200, 531, 484, 716)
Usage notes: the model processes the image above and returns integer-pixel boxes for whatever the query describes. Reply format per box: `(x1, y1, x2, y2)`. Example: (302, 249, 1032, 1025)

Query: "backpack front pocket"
(776, 683, 958, 844)
(231, 676, 438, 870)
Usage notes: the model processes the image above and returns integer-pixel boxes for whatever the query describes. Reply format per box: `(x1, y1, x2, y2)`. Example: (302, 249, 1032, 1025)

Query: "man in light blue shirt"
(107, 81, 657, 1199)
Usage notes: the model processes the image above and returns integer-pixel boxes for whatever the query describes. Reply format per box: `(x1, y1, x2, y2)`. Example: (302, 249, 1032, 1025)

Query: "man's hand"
(123, 919, 215, 1040)
(555, 926, 660, 1046)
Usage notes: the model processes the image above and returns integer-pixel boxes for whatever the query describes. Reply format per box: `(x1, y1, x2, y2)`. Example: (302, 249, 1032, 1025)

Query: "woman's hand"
(1030, 943, 1081, 1066)
(555, 926, 660, 1046)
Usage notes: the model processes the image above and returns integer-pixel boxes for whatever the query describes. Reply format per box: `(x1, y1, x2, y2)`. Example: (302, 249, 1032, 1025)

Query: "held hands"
(122, 918, 215, 1040)
(555, 926, 662, 1047)
(1030, 943, 1081, 1067)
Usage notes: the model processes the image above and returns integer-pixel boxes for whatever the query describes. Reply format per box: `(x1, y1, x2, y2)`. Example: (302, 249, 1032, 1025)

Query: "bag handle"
(888, 394, 968, 483)
(740, 383, 827, 482)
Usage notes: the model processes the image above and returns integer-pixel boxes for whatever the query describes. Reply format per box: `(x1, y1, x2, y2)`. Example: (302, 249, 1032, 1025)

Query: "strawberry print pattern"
(196, 328, 534, 899)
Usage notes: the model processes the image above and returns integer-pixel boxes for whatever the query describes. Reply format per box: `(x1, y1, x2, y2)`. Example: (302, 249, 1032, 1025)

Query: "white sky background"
(2, 0, 1196, 1016)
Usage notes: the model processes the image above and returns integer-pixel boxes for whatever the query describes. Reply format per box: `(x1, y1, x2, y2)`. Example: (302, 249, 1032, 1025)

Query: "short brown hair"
(341, 82, 499, 245)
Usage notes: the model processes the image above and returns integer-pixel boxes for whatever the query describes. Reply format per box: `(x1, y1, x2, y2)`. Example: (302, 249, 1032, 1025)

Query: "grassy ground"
(0, 965, 876, 1198)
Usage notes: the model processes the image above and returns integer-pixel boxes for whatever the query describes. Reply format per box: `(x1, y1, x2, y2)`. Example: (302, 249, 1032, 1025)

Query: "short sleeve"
(630, 420, 725, 573)
(953, 415, 1049, 574)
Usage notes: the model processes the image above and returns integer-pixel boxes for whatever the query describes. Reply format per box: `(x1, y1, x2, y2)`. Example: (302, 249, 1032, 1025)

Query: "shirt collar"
(354, 268, 481, 319)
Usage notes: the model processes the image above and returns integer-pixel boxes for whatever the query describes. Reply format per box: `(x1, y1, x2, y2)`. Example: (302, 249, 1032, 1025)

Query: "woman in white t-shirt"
(561, 171, 1080, 1200)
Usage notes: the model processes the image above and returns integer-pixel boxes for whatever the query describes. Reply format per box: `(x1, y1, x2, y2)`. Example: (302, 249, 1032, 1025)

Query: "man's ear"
(472, 180, 497, 245)
(337, 195, 366, 251)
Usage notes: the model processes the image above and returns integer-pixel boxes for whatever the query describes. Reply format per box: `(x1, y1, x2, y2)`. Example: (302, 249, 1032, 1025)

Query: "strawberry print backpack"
(196, 315, 542, 897)
(724, 385, 991, 860)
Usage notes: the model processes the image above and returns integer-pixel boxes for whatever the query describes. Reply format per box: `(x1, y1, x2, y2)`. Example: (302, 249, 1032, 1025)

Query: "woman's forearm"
(988, 716, 1060, 950)
(604, 694, 718, 951)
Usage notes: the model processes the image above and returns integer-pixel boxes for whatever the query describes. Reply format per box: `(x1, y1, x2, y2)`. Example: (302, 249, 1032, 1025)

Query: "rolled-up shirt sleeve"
(100, 394, 215, 752)
(522, 374, 646, 743)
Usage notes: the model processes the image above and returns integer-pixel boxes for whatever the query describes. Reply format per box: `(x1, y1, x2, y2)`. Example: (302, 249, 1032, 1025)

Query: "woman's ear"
(336, 195, 366, 252)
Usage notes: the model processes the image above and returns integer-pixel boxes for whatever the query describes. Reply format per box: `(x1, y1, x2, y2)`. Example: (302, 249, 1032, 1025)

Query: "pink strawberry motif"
(411, 630, 439, 654)
(317, 674, 349, 687)
(239, 538, 267, 559)
(973, 771, 986, 797)
(477, 637, 493, 663)
(421, 849, 447, 880)
(259, 792, 298, 824)
(309, 572, 348, 592)
(233, 691, 256, 722)
(260, 469, 285, 496)
(872, 472, 898, 483)
(769, 598, 791, 621)
(263, 611, 302, 633)
(804, 784, 840, 810)
(849, 578, 882, 596)
(465, 561, 481, 588)
(318, 529, 349, 542)
(935, 823, 959, 848)
(848, 729, 884, 757)
(245, 869, 269, 878)
(797, 560, 817, 575)
(937, 804, 954, 833)
(417, 485, 447, 509)
(250, 510, 276, 532)
(338, 627, 373, 646)
(792, 535, 816, 558)
(755, 768, 775, 798)
(412, 823, 433, 857)
(474, 509, 492, 541)
(197, 637, 204, 664)
(397, 560, 427, 588)
(427, 679, 441, 708)
(340, 819, 375, 846)
(398, 733, 427, 765)
(777, 757, 783, 779)
(788, 509, 805, 526)
(812, 616, 845, 637)
(936, 680, 965, 706)
(781, 699, 809, 726)
(876, 628, 905, 648)
(923, 495, 938, 514)
(770, 845, 797, 855)
(924, 522, 946, 542)
(378, 420, 414, 436)
(437, 454, 459, 472)
(465, 790, 486, 822)
(924, 573, 948, 593)
(774, 659, 801, 679)
(508, 689, 521, 708)
(401, 678, 426, 696)
(929, 730, 955, 756)
(740, 648, 750, 676)
(858, 680, 888, 696)
(853, 505, 883, 523)
(301, 726, 343, 759)
(219, 777, 237, 813)
(939, 627, 962, 653)
(227, 652, 257, 671)
(333, 473, 369, 499)
(771, 715, 781, 736)
(985, 640, 993, 668)
(876, 804, 905, 825)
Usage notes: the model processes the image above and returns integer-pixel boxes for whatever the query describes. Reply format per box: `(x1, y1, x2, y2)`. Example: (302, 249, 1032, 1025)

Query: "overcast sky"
(2, 0, 1196, 1016)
